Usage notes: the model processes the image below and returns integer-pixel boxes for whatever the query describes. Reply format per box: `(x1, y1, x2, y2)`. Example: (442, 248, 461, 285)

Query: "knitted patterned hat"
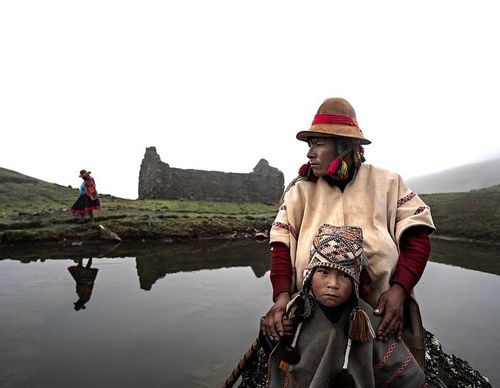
(303, 224, 367, 299)
(279, 225, 375, 385)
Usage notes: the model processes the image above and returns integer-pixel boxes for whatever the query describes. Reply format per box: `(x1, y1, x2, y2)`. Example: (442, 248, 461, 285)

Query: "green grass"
(1, 167, 500, 244)
(421, 188, 500, 241)
(0, 168, 277, 244)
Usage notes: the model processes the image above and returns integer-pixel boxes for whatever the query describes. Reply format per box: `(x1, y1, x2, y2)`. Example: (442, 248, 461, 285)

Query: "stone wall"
(138, 147, 285, 202)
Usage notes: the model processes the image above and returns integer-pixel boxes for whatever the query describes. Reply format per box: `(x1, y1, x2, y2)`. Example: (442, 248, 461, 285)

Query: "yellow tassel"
(337, 160, 348, 179)
(348, 307, 375, 343)
(279, 360, 292, 372)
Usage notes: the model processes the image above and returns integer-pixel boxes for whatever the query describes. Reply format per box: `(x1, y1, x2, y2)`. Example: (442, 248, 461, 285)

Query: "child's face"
(311, 267, 353, 307)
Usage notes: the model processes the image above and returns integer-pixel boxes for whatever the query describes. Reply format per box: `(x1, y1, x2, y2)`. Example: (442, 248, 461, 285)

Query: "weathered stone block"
(138, 147, 284, 202)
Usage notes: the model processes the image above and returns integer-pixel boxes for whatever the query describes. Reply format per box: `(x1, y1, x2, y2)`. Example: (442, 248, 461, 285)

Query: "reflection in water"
(135, 239, 271, 290)
(68, 258, 99, 310)
(429, 238, 500, 275)
(0, 238, 499, 387)
(2, 237, 499, 280)
(1, 237, 498, 279)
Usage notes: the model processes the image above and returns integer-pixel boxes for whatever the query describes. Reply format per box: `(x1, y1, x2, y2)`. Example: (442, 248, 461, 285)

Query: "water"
(0, 238, 499, 388)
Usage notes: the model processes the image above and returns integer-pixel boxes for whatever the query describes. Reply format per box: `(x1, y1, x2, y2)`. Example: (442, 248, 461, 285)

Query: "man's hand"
(373, 283, 407, 341)
(261, 292, 294, 342)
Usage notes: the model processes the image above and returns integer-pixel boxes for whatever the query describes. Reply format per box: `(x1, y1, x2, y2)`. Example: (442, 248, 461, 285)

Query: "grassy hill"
(0, 167, 277, 244)
(422, 187, 500, 241)
(1, 167, 500, 245)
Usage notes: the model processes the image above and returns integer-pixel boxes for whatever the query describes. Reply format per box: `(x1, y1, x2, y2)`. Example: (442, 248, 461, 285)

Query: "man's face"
(306, 137, 338, 177)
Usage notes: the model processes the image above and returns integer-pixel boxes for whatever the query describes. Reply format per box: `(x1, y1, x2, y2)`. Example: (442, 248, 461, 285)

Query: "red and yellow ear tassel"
(326, 157, 349, 181)
(348, 306, 376, 343)
(353, 147, 366, 168)
(298, 163, 318, 182)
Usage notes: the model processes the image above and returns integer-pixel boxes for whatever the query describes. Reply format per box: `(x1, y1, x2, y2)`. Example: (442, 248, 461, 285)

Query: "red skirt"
(70, 194, 101, 215)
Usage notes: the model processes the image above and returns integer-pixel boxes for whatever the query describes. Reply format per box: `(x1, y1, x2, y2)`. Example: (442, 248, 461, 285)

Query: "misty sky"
(1, 1, 499, 199)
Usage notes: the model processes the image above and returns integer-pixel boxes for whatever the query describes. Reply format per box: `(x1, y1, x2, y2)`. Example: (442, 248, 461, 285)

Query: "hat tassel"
(333, 338, 355, 387)
(326, 157, 349, 181)
(348, 306, 376, 343)
(298, 163, 318, 182)
(279, 321, 303, 371)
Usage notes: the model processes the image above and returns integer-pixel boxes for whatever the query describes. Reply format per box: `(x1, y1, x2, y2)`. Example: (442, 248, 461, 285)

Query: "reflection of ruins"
(134, 239, 271, 290)
(3, 239, 500, 285)
(0, 239, 272, 291)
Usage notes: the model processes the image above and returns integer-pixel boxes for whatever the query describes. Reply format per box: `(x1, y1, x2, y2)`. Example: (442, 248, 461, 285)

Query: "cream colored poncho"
(270, 163, 435, 368)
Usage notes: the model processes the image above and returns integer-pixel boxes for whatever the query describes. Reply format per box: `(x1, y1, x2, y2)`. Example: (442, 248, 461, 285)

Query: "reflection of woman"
(70, 169, 100, 223)
(68, 258, 99, 311)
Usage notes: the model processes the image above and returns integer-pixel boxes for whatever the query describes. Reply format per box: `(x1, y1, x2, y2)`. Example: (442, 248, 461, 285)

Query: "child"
(267, 224, 426, 387)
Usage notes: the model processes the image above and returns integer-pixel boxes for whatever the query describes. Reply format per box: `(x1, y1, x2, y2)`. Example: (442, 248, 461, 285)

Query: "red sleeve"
(391, 226, 432, 294)
(270, 242, 293, 301)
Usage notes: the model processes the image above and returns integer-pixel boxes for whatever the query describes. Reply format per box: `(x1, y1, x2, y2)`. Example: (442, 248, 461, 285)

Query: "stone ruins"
(138, 147, 285, 202)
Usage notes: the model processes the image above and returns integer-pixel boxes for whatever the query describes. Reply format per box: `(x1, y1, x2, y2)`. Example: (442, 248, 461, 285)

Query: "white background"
(2, 1, 499, 199)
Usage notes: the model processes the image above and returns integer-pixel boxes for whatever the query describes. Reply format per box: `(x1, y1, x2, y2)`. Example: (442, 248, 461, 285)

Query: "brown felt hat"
(296, 97, 371, 144)
(79, 169, 91, 177)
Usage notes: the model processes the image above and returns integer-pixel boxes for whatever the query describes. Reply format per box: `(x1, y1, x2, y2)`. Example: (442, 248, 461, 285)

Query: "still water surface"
(0, 238, 499, 388)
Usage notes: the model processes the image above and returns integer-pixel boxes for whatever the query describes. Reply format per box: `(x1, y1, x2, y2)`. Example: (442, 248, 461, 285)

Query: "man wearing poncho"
(262, 97, 435, 372)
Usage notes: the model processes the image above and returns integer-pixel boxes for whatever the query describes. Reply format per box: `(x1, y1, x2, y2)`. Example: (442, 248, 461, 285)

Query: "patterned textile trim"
(414, 206, 429, 215)
(284, 371, 299, 388)
(279, 176, 306, 206)
(272, 222, 298, 240)
(272, 221, 290, 231)
(267, 358, 272, 385)
(374, 340, 398, 372)
(380, 353, 414, 388)
(84, 177, 99, 201)
(70, 206, 101, 215)
(397, 192, 417, 208)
